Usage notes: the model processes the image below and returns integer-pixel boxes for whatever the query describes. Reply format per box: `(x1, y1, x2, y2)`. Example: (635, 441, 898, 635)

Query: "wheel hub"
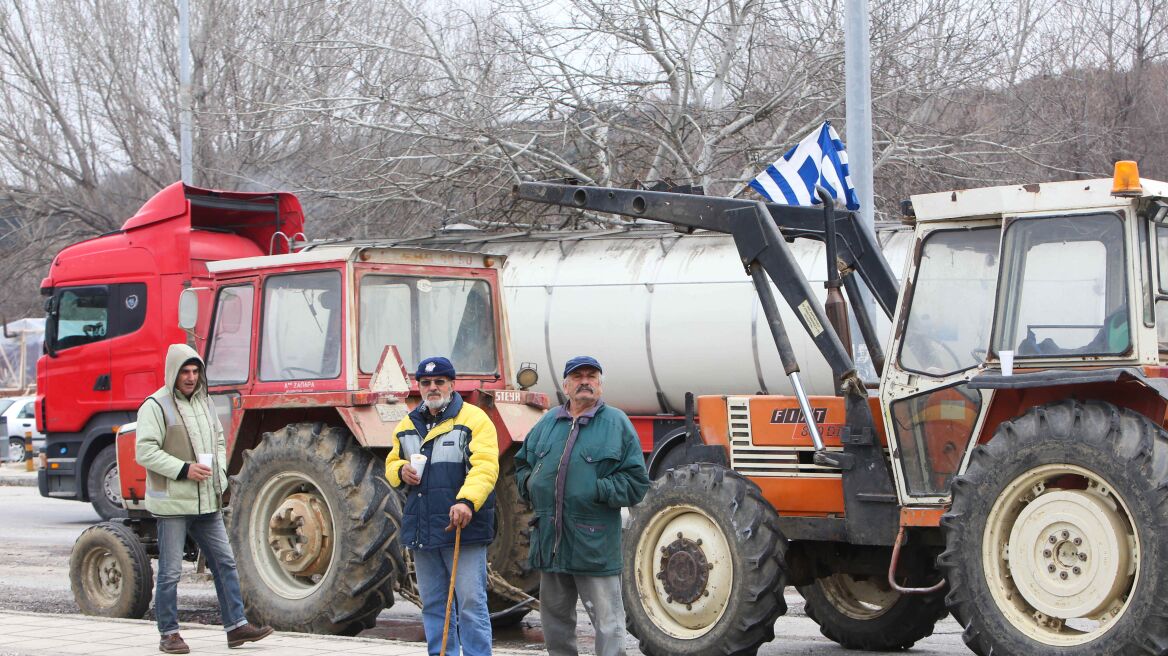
(267, 492, 332, 577)
(636, 506, 735, 638)
(97, 553, 122, 596)
(657, 535, 710, 605)
(103, 466, 122, 505)
(1006, 488, 1132, 620)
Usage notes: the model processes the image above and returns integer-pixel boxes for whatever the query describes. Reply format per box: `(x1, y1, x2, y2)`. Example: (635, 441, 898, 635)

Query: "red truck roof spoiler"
(121, 182, 306, 255)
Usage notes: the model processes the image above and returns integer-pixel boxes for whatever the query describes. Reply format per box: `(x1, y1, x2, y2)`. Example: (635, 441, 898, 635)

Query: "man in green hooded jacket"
(515, 355, 649, 656)
(136, 343, 272, 653)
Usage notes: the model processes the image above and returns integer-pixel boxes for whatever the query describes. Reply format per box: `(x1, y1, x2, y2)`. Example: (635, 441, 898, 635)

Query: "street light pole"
(845, 0, 873, 233)
(178, 0, 194, 185)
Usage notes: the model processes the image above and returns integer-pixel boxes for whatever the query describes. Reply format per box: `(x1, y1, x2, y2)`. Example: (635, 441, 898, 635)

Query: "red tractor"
(69, 233, 548, 633)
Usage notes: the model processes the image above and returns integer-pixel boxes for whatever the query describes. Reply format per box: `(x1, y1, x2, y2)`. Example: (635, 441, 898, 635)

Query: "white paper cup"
(1000, 350, 1014, 376)
(197, 453, 213, 468)
(410, 453, 427, 479)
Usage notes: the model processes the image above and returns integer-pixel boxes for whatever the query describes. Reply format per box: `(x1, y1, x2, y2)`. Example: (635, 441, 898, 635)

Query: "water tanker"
(412, 223, 912, 414)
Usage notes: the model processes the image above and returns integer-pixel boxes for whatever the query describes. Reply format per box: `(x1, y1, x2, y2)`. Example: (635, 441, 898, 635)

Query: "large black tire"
(623, 463, 787, 656)
(229, 423, 402, 635)
(798, 573, 946, 650)
(70, 521, 152, 619)
(88, 444, 127, 521)
(486, 454, 538, 627)
(940, 400, 1168, 655)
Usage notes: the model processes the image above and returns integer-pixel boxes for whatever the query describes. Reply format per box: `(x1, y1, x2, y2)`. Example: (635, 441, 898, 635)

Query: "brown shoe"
(159, 633, 190, 654)
(227, 623, 273, 648)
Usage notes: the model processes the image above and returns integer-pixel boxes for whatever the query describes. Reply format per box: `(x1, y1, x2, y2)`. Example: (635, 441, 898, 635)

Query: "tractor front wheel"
(941, 400, 1168, 655)
(70, 521, 152, 619)
(623, 463, 787, 656)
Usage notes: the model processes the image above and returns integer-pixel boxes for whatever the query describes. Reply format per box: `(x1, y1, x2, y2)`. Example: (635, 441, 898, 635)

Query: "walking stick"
(440, 524, 463, 655)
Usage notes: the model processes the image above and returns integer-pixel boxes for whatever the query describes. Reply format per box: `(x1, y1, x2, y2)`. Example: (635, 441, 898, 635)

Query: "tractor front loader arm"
(515, 181, 901, 545)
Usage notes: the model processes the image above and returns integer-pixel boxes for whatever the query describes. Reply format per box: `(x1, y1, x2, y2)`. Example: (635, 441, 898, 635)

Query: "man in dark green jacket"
(515, 356, 649, 656)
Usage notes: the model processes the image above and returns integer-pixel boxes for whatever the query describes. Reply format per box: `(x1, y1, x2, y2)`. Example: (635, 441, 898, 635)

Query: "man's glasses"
(418, 378, 450, 388)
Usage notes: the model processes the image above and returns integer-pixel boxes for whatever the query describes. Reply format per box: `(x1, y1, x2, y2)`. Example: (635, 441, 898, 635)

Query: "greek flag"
(749, 121, 860, 211)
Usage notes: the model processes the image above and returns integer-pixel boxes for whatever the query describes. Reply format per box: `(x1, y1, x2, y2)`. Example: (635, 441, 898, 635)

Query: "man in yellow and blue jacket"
(385, 356, 499, 655)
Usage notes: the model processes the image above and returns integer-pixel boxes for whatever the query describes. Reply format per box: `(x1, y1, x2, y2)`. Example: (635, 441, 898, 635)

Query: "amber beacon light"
(1111, 160, 1142, 196)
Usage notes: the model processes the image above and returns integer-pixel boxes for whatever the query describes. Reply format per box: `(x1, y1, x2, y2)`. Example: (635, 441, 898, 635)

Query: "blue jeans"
(412, 544, 492, 655)
(155, 512, 247, 636)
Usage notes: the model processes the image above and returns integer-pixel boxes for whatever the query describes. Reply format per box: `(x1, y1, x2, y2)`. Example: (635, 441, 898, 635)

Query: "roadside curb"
(0, 464, 37, 487)
(0, 475, 36, 486)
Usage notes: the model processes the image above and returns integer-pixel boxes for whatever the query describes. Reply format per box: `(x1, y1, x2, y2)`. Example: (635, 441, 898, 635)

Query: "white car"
(2, 396, 43, 462)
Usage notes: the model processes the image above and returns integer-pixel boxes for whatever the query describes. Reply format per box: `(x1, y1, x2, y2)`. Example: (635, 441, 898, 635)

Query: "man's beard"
(425, 392, 451, 414)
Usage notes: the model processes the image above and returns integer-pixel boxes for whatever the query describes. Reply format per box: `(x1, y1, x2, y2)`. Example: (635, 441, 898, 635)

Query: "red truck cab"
(37, 183, 304, 519)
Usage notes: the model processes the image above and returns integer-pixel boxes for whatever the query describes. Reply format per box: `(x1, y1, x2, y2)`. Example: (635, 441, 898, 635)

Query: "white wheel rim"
(82, 546, 123, 607)
(818, 574, 900, 620)
(103, 465, 122, 505)
(633, 504, 733, 639)
(249, 471, 337, 600)
(983, 464, 1139, 646)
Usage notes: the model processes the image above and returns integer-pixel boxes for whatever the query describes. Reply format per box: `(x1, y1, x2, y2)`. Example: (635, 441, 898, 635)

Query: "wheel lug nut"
(677, 532, 684, 539)
(1059, 571, 1068, 580)
(1073, 567, 1081, 575)
(1073, 537, 1082, 546)
(1061, 530, 1070, 539)
(1042, 549, 1052, 558)
(1079, 553, 1088, 561)
(695, 538, 702, 546)
(1047, 564, 1056, 573)
(1049, 535, 1058, 544)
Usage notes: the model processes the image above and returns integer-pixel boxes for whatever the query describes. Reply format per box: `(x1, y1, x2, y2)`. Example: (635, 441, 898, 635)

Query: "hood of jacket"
(165, 343, 207, 401)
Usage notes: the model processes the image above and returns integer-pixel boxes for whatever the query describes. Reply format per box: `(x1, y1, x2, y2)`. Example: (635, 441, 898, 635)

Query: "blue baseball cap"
(416, 356, 456, 379)
(563, 355, 603, 378)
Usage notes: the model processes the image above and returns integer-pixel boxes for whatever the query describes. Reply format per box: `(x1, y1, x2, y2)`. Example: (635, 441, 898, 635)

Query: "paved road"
(0, 484, 973, 654)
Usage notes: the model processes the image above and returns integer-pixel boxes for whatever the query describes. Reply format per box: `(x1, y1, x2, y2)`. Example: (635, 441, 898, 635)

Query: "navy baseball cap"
(416, 356, 456, 379)
(563, 355, 603, 378)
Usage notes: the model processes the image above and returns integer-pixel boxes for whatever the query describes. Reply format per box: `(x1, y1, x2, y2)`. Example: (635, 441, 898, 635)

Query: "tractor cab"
(881, 162, 1168, 503)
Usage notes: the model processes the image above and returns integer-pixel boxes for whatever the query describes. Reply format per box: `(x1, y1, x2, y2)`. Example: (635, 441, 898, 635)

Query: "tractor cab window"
(899, 228, 1001, 376)
(359, 275, 497, 375)
(1154, 224, 1168, 350)
(993, 213, 1129, 358)
(207, 285, 256, 385)
(259, 271, 343, 381)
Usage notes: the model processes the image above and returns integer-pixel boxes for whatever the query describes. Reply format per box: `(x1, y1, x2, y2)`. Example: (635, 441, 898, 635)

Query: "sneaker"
(159, 633, 190, 654)
(226, 623, 274, 648)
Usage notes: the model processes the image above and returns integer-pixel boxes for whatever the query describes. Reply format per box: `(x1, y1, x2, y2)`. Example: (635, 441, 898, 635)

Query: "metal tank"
(429, 224, 913, 415)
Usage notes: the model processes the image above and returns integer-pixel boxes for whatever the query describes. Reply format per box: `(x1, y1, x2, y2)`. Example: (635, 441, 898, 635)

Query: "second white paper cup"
(197, 453, 214, 468)
(1000, 350, 1015, 376)
(410, 453, 427, 478)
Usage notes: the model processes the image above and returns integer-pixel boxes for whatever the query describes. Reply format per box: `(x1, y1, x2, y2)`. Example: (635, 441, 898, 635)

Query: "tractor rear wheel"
(798, 573, 946, 650)
(940, 400, 1168, 655)
(486, 455, 538, 627)
(623, 463, 787, 656)
(229, 423, 402, 635)
(70, 521, 152, 619)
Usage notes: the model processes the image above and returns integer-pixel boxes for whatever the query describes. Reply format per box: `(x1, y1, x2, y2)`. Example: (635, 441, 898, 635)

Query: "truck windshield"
(259, 270, 343, 381)
(993, 213, 1129, 357)
(359, 275, 497, 375)
(899, 228, 1000, 376)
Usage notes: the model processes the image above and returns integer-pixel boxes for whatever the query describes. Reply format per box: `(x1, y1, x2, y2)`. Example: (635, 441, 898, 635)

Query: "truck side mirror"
(178, 288, 203, 331)
(42, 294, 58, 358)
